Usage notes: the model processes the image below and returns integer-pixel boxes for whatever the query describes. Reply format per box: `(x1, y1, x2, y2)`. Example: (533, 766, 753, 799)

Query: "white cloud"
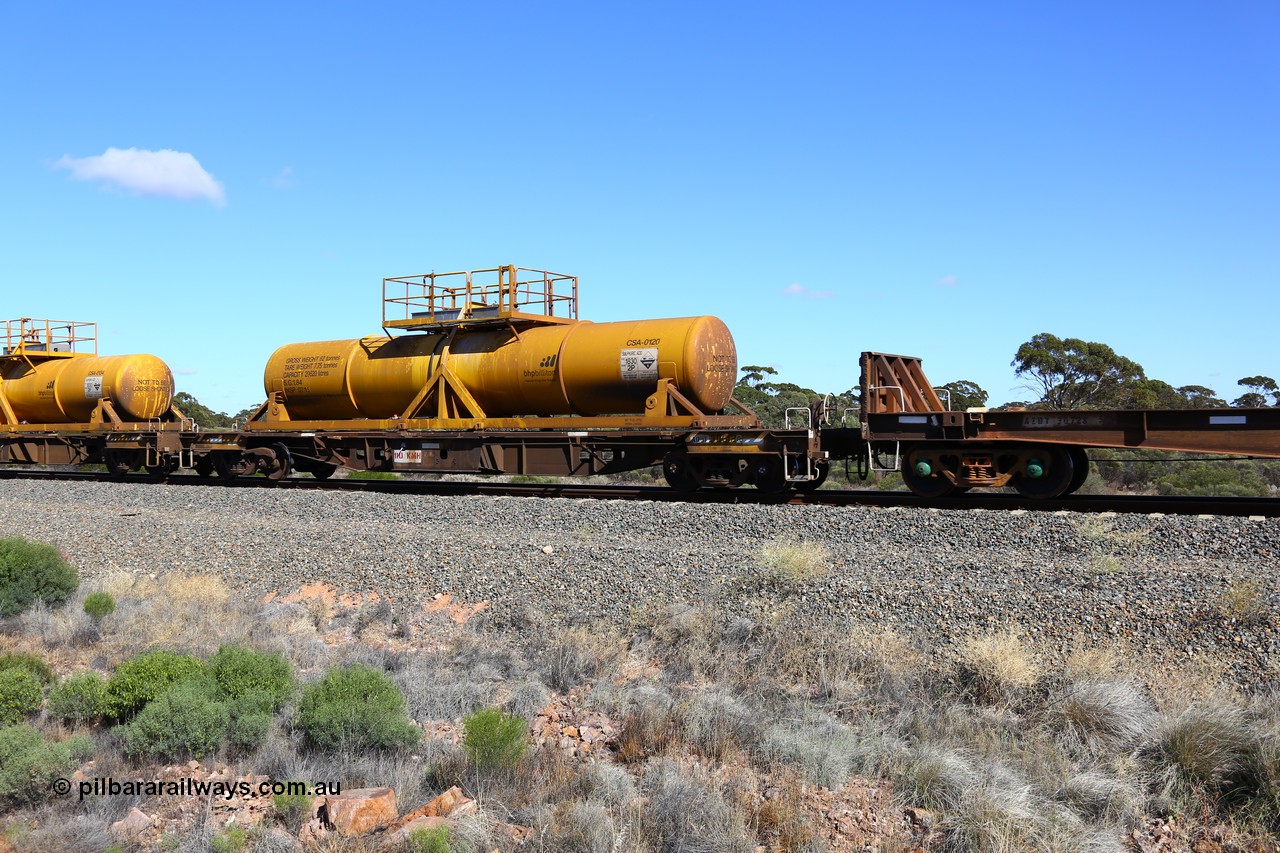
(782, 282, 835, 300)
(173, 368, 197, 376)
(935, 274, 959, 287)
(55, 147, 226, 207)
(270, 166, 295, 189)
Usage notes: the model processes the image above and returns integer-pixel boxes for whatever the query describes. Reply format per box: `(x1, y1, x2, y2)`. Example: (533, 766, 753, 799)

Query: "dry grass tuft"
(748, 766, 819, 851)
(640, 759, 754, 853)
(762, 712, 880, 789)
(756, 538, 831, 583)
(615, 687, 681, 764)
(1219, 577, 1271, 625)
(543, 624, 623, 692)
(1064, 643, 1128, 681)
(1050, 678, 1157, 755)
(955, 629, 1040, 706)
(1074, 516, 1149, 549)
(941, 778, 1044, 853)
(1056, 770, 1142, 825)
(904, 746, 980, 813)
(683, 689, 759, 761)
(1148, 701, 1255, 809)
(102, 572, 249, 658)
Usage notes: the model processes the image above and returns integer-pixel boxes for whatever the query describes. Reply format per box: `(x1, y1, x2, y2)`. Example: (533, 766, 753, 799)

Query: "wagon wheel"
(194, 456, 215, 478)
(104, 450, 144, 476)
(309, 463, 338, 480)
(751, 457, 789, 495)
(1012, 446, 1075, 499)
(1063, 447, 1091, 495)
(662, 452, 700, 493)
(145, 460, 176, 480)
(266, 443, 293, 483)
(899, 446, 959, 498)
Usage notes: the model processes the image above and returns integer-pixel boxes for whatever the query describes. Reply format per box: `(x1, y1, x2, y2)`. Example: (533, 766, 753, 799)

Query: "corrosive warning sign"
(620, 347, 659, 382)
(84, 376, 103, 399)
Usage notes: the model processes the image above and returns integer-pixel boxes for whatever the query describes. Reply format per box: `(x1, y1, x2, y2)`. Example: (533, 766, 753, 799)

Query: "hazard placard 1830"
(620, 347, 659, 382)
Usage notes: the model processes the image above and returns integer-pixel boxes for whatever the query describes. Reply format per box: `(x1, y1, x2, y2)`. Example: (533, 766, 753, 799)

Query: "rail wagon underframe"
(829, 351, 1280, 499)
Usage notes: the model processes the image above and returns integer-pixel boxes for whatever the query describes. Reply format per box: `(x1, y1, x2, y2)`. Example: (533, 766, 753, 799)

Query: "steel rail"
(1, 468, 1277, 517)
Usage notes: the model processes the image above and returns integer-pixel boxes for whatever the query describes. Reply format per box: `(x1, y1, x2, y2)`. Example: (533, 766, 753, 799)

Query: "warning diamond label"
(620, 347, 659, 382)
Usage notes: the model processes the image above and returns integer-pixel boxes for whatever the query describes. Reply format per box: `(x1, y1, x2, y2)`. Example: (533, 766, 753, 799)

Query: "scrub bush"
(82, 591, 116, 621)
(462, 706, 529, 771)
(0, 650, 56, 685)
(208, 644, 293, 709)
(122, 679, 229, 760)
(297, 664, 419, 751)
(0, 669, 43, 724)
(0, 724, 93, 803)
(48, 671, 109, 722)
(105, 650, 204, 719)
(0, 536, 79, 617)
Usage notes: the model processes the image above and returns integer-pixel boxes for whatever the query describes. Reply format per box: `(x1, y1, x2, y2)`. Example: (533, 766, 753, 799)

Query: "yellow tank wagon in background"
(0, 319, 190, 475)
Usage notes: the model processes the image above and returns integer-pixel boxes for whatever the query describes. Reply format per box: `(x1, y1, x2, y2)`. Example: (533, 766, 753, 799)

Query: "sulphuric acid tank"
(263, 316, 738, 419)
(1, 354, 175, 423)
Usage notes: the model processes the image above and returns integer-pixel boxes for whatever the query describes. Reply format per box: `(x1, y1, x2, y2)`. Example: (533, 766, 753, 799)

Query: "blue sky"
(2, 2, 1276, 412)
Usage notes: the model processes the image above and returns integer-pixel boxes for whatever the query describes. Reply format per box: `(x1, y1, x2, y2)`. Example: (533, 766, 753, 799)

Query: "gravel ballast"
(2, 479, 1276, 687)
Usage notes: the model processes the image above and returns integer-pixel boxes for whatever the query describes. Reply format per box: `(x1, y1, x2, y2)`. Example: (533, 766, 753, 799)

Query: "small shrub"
(462, 706, 528, 771)
(83, 591, 116, 621)
(210, 826, 249, 853)
(0, 651, 55, 685)
(122, 679, 229, 760)
(0, 536, 79, 617)
(227, 708, 271, 753)
(408, 825, 453, 853)
(208, 644, 293, 709)
(273, 784, 315, 833)
(0, 724, 92, 803)
(297, 664, 419, 751)
(0, 669, 43, 724)
(105, 650, 204, 719)
(48, 671, 109, 722)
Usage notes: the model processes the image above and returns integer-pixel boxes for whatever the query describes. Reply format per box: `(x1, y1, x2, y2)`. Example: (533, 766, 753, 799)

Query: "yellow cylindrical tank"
(1, 354, 175, 423)
(264, 316, 738, 419)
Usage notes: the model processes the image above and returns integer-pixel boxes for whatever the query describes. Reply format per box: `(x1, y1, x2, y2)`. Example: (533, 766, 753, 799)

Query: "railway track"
(2, 468, 1277, 517)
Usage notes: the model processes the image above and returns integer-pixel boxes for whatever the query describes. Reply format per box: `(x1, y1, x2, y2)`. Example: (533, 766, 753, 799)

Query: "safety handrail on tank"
(1, 319, 97, 359)
(381, 265, 579, 330)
